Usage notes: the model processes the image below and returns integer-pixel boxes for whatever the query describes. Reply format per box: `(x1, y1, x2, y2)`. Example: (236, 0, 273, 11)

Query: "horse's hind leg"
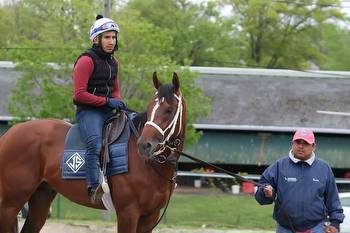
(20, 182, 57, 233)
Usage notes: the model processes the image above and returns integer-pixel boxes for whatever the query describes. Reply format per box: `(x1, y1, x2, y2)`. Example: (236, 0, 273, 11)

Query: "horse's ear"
(172, 72, 180, 92)
(153, 71, 162, 89)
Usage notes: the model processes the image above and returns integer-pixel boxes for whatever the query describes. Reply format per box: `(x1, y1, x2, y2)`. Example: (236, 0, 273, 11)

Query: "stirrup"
(89, 184, 104, 204)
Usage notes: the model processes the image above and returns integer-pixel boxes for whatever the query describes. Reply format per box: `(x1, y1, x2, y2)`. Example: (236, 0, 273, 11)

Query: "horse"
(0, 72, 186, 233)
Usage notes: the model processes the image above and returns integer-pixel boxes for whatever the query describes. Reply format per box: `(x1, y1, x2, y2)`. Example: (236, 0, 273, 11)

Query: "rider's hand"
(106, 98, 127, 110)
(263, 185, 273, 198)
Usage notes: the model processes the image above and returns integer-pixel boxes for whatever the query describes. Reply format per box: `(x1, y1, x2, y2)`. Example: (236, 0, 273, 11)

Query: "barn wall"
(183, 129, 350, 169)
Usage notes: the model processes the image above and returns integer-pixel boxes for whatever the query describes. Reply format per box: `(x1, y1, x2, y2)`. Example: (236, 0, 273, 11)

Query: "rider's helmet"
(89, 15, 120, 42)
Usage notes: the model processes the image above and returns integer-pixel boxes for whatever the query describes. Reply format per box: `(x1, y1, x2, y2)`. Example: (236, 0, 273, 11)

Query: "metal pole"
(104, 0, 111, 18)
(103, 210, 111, 221)
(163, 211, 167, 224)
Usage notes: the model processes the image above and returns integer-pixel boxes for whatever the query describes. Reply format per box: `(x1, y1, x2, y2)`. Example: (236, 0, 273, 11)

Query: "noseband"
(144, 93, 183, 160)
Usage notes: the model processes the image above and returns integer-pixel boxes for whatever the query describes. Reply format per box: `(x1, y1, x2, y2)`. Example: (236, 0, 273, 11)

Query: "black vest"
(74, 48, 118, 107)
(86, 49, 117, 97)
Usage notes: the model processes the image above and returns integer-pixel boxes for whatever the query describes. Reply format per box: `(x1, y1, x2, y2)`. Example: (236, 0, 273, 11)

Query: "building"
(2, 62, 350, 176)
(0, 62, 19, 134)
(185, 67, 350, 176)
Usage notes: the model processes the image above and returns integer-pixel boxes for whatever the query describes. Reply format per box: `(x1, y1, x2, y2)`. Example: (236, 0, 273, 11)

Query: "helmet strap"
(97, 34, 103, 48)
(114, 38, 118, 51)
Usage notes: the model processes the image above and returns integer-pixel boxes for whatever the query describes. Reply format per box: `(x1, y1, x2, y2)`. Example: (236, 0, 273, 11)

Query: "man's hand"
(263, 185, 273, 198)
(325, 225, 338, 233)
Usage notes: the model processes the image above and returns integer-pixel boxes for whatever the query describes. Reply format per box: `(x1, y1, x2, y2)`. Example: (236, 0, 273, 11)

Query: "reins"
(171, 147, 260, 186)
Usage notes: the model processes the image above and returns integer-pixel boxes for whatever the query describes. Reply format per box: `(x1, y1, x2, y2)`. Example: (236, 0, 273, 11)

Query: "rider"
(73, 15, 127, 204)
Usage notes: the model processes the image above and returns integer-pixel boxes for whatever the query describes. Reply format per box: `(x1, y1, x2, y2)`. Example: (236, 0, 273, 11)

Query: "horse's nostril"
(144, 142, 152, 152)
(138, 141, 153, 156)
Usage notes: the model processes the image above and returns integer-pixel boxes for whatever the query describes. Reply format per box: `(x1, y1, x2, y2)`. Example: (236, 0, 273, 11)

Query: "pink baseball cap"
(292, 128, 315, 144)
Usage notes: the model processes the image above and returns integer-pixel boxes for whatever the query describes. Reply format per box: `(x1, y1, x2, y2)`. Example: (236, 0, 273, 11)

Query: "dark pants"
(76, 107, 114, 190)
(276, 222, 325, 233)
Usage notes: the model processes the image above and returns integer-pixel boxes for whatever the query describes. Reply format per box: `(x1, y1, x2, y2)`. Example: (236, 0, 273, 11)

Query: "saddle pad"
(62, 149, 87, 179)
(61, 122, 131, 179)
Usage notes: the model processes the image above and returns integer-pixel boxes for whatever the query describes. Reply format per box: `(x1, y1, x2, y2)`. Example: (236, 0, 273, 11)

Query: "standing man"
(255, 128, 344, 233)
(73, 15, 127, 204)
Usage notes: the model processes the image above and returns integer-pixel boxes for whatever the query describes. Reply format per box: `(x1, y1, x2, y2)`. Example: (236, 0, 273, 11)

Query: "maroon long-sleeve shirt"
(73, 55, 121, 106)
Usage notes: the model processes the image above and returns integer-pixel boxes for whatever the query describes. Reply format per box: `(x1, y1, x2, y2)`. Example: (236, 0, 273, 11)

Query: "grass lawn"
(50, 190, 275, 230)
(165, 193, 274, 230)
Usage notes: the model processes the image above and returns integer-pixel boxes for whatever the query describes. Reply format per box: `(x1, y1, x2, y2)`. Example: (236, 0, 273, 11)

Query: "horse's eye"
(166, 107, 174, 114)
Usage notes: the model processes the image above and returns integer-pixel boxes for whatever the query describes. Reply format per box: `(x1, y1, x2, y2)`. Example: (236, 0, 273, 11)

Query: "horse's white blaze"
(145, 93, 183, 153)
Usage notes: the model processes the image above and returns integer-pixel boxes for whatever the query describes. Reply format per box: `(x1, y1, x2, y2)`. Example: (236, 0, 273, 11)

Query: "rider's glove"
(106, 98, 127, 110)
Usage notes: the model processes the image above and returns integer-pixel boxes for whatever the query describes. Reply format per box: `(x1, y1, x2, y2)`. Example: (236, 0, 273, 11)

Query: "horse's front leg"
(136, 210, 161, 233)
(0, 205, 20, 233)
(116, 208, 140, 233)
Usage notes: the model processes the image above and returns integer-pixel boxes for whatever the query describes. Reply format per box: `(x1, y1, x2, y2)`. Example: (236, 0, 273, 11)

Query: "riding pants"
(276, 222, 325, 233)
(76, 107, 114, 190)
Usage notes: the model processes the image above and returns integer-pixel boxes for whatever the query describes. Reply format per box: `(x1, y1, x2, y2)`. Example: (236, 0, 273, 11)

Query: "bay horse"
(0, 72, 186, 233)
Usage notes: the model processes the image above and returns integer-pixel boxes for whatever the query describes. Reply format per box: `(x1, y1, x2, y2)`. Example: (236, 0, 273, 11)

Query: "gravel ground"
(19, 220, 274, 233)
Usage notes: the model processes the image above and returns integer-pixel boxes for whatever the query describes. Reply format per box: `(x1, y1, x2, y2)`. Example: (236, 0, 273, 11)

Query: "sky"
(342, 0, 350, 16)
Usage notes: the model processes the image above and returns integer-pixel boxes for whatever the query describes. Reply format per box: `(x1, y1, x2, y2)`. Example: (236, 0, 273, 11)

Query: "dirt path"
(19, 220, 274, 233)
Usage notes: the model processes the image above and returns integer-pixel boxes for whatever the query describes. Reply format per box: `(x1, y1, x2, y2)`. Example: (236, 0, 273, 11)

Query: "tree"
(3, 0, 210, 146)
(317, 24, 350, 70)
(6, 0, 100, 121)
(122, 0, 242, 66)
(223, 0, 345, 69)
(0, 4, 31, 60)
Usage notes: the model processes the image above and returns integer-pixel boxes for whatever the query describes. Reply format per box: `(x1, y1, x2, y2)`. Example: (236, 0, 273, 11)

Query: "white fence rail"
(177, 171, 350, 184)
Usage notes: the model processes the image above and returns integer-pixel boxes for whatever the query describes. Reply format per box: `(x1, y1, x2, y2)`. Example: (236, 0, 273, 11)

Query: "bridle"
(133, 92, 183, 233)
(144, 92, 183, 163)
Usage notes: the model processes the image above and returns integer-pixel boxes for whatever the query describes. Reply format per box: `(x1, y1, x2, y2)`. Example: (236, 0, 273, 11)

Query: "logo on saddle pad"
(66, 152, 85, 173)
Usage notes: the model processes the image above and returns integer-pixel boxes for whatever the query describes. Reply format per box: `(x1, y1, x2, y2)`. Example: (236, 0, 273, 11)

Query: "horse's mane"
(132, 111, 147, 130)
(158, 84, 174, 105)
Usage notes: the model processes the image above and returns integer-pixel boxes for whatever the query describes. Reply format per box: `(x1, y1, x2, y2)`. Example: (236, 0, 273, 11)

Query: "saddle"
(101, 111, 127, 173)
(104, 111, 127, 147)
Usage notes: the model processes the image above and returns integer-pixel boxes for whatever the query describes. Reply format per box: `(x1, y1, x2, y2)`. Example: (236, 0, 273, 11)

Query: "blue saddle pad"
(61, 121, 131, 179)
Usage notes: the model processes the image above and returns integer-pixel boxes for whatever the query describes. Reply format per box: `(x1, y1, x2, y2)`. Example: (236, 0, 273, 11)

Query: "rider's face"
(94, 31, 116, 53)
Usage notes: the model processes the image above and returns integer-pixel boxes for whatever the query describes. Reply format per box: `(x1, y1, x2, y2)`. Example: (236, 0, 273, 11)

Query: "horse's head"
(137, 72, 186, 161)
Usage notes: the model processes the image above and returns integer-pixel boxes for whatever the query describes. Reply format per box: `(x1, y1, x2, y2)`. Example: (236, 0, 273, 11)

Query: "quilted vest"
(84, 49, 118, 97)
